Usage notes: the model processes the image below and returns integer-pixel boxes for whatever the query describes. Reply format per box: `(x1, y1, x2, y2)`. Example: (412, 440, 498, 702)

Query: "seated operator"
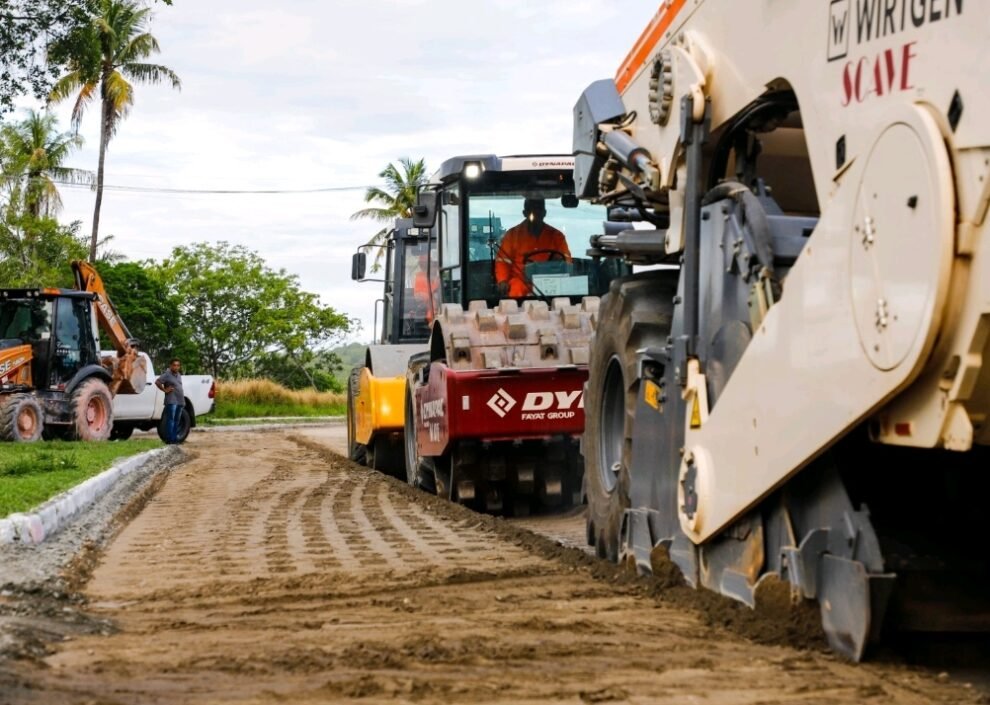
(407, 251, 437, 325)
(495, 197, 571, 297)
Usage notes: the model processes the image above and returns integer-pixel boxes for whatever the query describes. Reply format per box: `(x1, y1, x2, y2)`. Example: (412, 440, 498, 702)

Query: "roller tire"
(157, 406, 191, 443)
(0, 394, 43, 442)
(403, 377, 433, 491)
(346, 367, 367, 464)
(583, 271, 677, 563)
(368, 434, 405, 479)
(69, 378, 113, 441)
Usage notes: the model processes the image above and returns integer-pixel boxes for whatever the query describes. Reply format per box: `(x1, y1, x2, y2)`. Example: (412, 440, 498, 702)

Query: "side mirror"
(561, 194, 579, 208)
(413, 191, 439, 228)
(351, 251, 367, 281)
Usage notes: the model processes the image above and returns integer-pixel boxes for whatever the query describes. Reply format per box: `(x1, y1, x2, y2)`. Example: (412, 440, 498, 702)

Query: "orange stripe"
(615, 0, 688, 94)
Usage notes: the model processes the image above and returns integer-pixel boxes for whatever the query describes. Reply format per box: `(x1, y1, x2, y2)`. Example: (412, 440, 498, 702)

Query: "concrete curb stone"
(0, 445, 181, 546)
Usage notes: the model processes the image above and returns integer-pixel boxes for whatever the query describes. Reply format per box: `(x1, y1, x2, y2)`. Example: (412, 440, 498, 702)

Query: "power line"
(52, 181, 373, 195)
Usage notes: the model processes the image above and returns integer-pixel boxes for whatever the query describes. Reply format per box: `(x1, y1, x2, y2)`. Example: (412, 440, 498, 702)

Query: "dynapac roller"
(404, 154, 631, 515)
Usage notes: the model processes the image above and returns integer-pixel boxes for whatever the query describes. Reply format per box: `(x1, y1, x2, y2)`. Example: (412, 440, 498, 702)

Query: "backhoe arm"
(70, 260, 146, 395)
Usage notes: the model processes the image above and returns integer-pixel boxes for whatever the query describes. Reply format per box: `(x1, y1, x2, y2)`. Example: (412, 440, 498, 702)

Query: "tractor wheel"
(0, 394, 43, 442)
(583, 271, 677, 562)
(346, 367, 367, 464)
(69, 378, 113, 441)
(110, 423, 135, 441)
(157, 406, 191, 443)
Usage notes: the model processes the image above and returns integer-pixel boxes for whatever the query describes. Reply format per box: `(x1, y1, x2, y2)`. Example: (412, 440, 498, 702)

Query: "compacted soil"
(0, 429, 984, 704)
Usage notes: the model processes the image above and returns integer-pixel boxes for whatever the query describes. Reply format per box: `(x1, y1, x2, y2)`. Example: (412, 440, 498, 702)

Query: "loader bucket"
(104, 349, 147, 395)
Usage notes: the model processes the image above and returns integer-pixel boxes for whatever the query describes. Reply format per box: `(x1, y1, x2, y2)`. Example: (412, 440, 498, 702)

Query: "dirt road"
(1, 430, 984, 704)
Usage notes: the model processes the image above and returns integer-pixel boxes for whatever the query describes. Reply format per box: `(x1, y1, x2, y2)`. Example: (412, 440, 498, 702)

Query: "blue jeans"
(164, 403, 182, 443)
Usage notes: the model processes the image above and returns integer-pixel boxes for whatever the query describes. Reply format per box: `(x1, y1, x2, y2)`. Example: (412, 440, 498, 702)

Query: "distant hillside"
(332, 341, 368, 384)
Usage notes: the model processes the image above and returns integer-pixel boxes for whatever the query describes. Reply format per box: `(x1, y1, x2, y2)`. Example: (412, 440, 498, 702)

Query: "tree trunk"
(90, 95, 111, 261)
(288, 349, 317, 389)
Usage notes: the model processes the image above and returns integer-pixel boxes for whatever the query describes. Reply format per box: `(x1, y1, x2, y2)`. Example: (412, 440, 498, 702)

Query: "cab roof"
(0, 288, 96, 301)
(432, 154, 576, 183)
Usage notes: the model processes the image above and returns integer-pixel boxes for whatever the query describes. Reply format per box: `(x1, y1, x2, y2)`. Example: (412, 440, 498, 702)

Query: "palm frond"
(120, 62, 182, 90)
(349, 207, 396, 223)
(118, 32, 160, 63)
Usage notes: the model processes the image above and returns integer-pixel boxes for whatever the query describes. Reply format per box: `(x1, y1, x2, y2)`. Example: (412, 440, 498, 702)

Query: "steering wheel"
(522, 249, 568, 263)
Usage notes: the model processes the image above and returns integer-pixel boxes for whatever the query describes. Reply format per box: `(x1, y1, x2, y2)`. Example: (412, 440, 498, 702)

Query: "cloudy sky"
(24, 0, 658, 344)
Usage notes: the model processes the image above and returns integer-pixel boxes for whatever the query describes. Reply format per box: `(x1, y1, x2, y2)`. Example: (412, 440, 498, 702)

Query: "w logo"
(828, 0, 850, 61)
(828, 0, 852, 61)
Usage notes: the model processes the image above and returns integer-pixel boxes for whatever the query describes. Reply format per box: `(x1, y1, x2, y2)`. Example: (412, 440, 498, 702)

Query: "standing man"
(155, 357, 185, 444)
(495, 197, 572, 297)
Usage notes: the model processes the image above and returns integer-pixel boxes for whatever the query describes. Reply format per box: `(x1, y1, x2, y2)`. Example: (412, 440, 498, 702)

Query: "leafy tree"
(0, 109, 92, 219)
(47, 0, 180, 260)
(350, 157, 428, 272)
(158, 241, 354, 380)
(0, 0, 172, 114)
(98, 259, 199, 370)
(0, 214, 87, 287)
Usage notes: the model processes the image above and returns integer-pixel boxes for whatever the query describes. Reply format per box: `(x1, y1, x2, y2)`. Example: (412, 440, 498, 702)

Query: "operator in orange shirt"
(410, 250, 439, 324)
(495, 198, 572, 297)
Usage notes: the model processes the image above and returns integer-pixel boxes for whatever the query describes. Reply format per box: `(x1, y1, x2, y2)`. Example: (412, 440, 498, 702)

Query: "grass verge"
(199, 416, 341, 427)
(0, 439, 161, 518)
(213, 379, 345, 419)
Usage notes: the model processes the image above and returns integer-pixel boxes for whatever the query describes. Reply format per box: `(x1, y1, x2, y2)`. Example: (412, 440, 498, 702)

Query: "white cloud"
(28, 0, 658, 344)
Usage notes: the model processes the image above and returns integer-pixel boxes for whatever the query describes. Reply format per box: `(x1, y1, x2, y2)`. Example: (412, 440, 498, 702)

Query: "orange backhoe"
(0, 260, 146, 442)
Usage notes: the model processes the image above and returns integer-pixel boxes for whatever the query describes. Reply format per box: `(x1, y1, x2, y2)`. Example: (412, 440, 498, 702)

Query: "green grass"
(0, 439, 161, 518)
(199, 415, 341, 427)
(209, 399, 345, 419)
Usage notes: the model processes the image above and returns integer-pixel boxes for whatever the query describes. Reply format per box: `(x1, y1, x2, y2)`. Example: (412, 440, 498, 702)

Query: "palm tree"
(0, 110, 92, 219)
(48, 0, 180, 260)
(350, 157, 428, 272)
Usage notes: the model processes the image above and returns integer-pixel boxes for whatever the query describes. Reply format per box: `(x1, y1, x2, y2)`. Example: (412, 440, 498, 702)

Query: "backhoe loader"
(0, 260, 145, 441)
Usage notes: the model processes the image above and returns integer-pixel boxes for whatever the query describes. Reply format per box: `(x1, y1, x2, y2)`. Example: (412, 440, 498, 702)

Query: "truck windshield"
(464, 191, 627, 304)
(0, 299, 52, 343)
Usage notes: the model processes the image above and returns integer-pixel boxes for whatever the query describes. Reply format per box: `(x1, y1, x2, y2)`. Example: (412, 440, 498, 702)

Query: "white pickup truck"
(110, 352, 216, 442)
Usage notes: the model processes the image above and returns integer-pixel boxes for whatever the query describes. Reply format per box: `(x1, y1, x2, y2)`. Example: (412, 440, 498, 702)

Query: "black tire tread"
(583, 271, 678, 562)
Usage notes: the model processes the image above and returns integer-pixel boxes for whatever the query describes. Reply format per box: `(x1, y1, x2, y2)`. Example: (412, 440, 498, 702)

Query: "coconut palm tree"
(350, 157, 428, 272)
(0, 109, 92, 219)
(48, 0, 180, 260)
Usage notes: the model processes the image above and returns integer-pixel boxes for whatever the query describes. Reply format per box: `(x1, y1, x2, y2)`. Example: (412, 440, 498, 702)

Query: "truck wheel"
(69, 378, 113, 441)
(583, 272, 677, 562)
(347, 367, 367, 464)
(110, 423, 134, 441)
(157, 406, 191, 443)
(0, 394, 43, 442)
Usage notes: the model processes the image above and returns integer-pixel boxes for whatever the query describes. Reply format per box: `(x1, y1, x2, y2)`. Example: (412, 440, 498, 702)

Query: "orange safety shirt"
(495, 223, 572, 297)
(412, 269, 439, 322)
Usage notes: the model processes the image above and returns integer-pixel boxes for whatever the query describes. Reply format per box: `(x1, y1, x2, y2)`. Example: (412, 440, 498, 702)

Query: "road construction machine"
(348, 218, 435, 476)
(0, 260, 146, 442)
(400, 154, 630, 515)
(573, 0, 989, 661)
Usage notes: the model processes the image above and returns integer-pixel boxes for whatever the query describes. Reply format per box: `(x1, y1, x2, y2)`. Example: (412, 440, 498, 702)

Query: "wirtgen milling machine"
(573, 0, 988, 660)
(396, 154, 630, 515)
